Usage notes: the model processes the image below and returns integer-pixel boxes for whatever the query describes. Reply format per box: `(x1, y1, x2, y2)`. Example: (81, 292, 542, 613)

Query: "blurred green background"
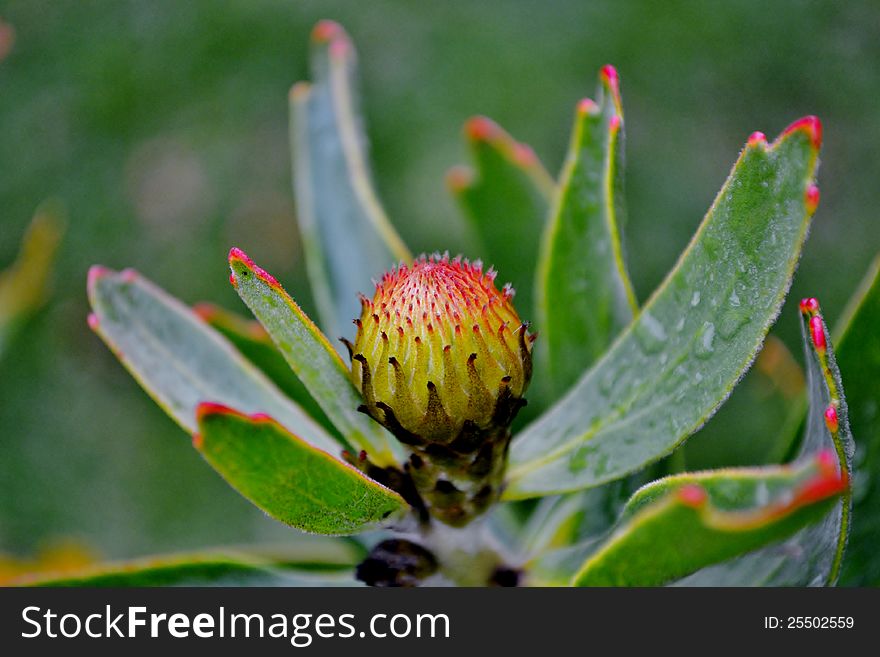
(1, 0, 878, 560)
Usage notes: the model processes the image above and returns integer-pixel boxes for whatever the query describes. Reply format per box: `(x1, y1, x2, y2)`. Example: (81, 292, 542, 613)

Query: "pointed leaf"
(571, 453, 845, 586)
(836, 255, 880, 585)
(677, 299, 854, 586)
(195, 403, 407, 535)
(229, 248, 398, 465)
(506, 118, 822, 499)
(87, 267, 338, 453)
(193, 302, 342, 441)
(290, 21, 411, 341)
(537, 66, 638, 397)
(448, 116, 554, 317)
(0, 203, 64, 355)
(12, 543, 363, 587)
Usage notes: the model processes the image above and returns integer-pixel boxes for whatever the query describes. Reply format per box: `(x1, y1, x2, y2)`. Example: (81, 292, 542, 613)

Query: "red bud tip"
(577, 98, 598, 115)
(747, 131, 766, 147)
(251, 413, 273, 422)
(465, 116, 498, 142)
(805, 185, 820, 213)
(87, 313, 99, 331)
(195, 401, 238, 422)
(192, 433, 203, 449)
(87, 265, 110, 290)
(228, 247, 254, 268)
(229, 272, 237, 288)
(823, 405, 839, 433)
(679, 484, 708, 507)
(228, 248, 280, 288)
(600, 65, 622, 109)
(312, 20, 343, 44)
(445, 166, 473, 192)
(799, 297, 819, 314)
(120, 268, 137, 283)
(191, 303, 215, 321)
(609, 115, 622, 132)
(512, 142, 537, 166)
(809, 315, 826, 351)
(600, 64, 619, 89)
(781, 115, 822, 150)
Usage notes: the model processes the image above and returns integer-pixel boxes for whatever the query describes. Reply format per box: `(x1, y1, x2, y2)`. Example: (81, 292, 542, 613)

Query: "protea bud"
(350, 253, 534, 526)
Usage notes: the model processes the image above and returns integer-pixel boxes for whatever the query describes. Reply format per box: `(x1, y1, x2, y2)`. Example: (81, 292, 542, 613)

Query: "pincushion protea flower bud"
(349, 253, 534, 526)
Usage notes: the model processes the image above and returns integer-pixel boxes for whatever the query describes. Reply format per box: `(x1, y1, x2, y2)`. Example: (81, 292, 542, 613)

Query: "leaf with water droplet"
(506, 118, 821, 499)
(676, 300, 853, 586)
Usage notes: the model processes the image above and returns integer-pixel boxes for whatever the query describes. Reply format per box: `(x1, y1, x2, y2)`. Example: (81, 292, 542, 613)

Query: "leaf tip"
(678, 484, 708, 508)
(746, 131, 767, 148)
(195, 401, 240, 423)
(805, 184, 820, 214)
(311, 19, 344, 44)
(464, 115, 499, 142)
(577, 97, 598, 115)
(228, 248, 281, 290)
(86, 264, 110, 291)
(228, 246, 253, 268)
(781, 115, 822, 150)
(599, 64, 622, 107)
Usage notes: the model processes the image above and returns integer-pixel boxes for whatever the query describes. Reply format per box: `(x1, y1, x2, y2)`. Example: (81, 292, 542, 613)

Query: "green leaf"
(448, 116, 554, 318)
(193, 302, 342, 442)
(836, 255, 880, 585)
(290, 20, 411, 341)
(13, 542, 363, 587)
(571, 453, 845, 586)
(228, 248, 398, 465)
(0, 203, 64, 356)
(537, 66, 637, 397)
(195, 403, 408, 535)
(677, 299, 854, 586)
(506, 117, 822, 499)
(683, 335, 805, 469)
(87, 267, 338, 453)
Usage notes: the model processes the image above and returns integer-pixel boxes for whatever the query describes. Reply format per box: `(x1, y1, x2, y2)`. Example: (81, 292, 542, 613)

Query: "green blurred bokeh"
(1, 0, 878, 559)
